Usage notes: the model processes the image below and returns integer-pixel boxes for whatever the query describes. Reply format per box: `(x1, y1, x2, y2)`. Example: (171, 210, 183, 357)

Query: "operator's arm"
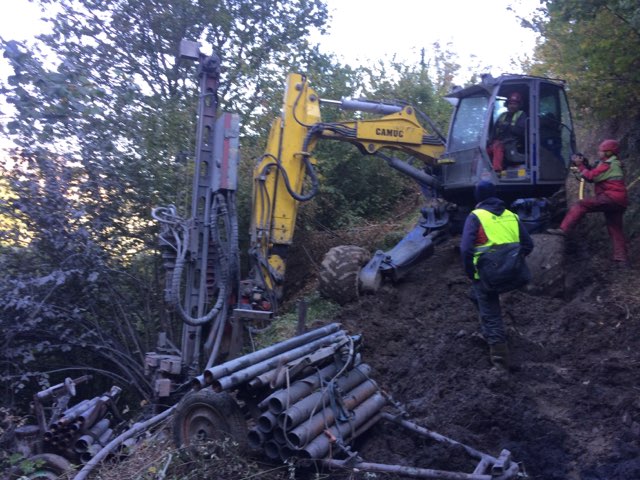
(460, 213, 481, 280)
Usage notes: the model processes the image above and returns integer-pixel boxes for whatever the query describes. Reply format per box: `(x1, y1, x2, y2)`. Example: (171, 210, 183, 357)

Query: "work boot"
(546, 228, 565, 236)
(489, 343, 510, 371)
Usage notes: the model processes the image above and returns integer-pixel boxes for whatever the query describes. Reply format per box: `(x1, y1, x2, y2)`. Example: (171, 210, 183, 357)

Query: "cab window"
(448, 95, 488, 151)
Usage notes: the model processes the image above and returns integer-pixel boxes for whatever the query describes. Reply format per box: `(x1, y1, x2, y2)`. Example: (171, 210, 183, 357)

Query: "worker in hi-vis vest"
(460, 181, 534, 371)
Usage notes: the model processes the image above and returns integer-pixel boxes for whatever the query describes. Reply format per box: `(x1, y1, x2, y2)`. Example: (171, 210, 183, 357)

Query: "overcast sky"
(316, 0, 541, 78)
(0, 0, 541, 71)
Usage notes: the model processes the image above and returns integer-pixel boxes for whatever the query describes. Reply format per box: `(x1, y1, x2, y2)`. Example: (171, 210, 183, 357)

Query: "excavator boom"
(244, 73, 446, 311)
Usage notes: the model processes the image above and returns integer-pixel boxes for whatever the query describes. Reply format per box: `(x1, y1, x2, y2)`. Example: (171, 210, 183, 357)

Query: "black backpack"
(477, 242, 531, 293)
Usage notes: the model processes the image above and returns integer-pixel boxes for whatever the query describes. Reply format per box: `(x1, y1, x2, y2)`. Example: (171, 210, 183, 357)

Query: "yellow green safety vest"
(472, 208, 521, 280)
(592, 155, 624, 182)
(497, 110, 523, 127)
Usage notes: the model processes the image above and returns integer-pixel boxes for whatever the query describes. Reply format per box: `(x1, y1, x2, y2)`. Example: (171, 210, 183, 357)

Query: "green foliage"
(295, 53, 454, 230)
(0, 0, 331, 406)
(252, 292, 341, 350)
(0, 0, 467, 410)
(531, 1, 640, 122)
(0, 151, 157, 405)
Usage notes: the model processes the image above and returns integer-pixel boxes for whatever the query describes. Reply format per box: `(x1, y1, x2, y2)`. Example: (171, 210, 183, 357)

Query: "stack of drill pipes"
(212, 330, 348, 392)
(79, 428, 114, 464)
(247, 363, 351, 452)
(277, 364, 372, 431)
(76, 399, 108, 430)
(53, 399, 97, 429)
(286, 377, 379, 449)
(247, 342, 345, 391)
(258, 362, 339, 414)
(44, 399, 98, 446)
(251, 364, 373, 462)
(201, 323, 341, 385)
(299, 392, 387, 459)
(74, 418, 111, 453)
(74, 405, 176, 480)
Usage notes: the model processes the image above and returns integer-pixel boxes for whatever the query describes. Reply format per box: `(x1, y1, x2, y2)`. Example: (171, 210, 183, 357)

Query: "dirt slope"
(327, 236, 640, 480)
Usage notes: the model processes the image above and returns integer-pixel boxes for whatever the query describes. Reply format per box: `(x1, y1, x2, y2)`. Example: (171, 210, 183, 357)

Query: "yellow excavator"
(241, 70, 574, 312)
(149, 40, 575, 398)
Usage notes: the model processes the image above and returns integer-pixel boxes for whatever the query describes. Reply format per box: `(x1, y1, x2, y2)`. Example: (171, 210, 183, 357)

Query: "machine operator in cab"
(488, 92, 528, 172)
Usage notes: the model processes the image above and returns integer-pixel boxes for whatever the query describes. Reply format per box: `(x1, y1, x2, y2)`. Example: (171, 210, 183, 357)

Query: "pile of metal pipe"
(189, 323, 387, 462)
(246, 362, 386, 462)
(192, 323, 344, 390)
(41, 386, 122, 462)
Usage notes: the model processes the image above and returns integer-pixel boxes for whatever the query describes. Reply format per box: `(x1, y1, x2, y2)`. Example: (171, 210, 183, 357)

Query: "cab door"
(536, 81, 575, 182)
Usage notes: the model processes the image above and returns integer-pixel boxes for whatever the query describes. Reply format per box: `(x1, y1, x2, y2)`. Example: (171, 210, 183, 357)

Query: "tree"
(0, 0, 330, 405)
(530, 1, 640, 122)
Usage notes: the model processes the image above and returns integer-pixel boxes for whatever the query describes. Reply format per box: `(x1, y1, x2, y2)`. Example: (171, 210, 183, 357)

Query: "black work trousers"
(472, 281, 506, 345)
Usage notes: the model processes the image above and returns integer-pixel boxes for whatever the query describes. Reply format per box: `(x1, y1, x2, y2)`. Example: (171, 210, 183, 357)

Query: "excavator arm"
(242, 73, 447, 313)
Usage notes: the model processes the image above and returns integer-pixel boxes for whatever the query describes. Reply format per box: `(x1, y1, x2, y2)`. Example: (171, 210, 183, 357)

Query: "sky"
(0, 0, 542, 151)
(316, 0, 541, 79)
(0, 0, 542, 73)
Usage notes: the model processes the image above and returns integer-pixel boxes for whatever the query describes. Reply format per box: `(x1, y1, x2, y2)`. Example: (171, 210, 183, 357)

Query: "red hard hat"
(598, 139, 620, 155)
(507, 92, 523, 104)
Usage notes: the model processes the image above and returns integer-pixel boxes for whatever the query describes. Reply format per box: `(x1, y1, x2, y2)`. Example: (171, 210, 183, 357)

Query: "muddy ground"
(317, 232, 640, 480)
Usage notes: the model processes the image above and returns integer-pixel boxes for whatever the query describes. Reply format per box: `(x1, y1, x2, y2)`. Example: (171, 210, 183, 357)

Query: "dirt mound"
(328, 236, 640, 480)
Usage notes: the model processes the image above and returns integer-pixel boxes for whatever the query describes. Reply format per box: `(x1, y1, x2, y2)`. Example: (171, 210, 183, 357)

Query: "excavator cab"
(440, 74, 576, 212)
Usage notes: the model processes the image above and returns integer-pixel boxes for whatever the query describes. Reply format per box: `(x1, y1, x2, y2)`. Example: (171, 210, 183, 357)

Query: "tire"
(173, 390, 248, 454)
(318, 245, 370, 305)
(10, 453, 73, 479)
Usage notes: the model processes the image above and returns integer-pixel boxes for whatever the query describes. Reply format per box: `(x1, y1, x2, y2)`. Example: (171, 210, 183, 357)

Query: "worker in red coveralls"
(548, 139, 630, 268)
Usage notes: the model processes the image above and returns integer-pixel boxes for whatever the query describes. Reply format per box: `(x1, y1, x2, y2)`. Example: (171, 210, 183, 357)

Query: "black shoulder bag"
(477, 242, 531, 293)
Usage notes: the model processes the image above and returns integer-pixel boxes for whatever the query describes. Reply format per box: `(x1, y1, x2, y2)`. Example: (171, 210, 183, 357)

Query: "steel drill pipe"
(280, 445, 295, 460)
(77, 400, 108, 428)
(202, 323, 341, 384)
(74, 405, 176, 480)
(272, 426, 286, 444)
(53, 399, 95, 428)
(278, 364, 372, 430)
(35, 375, 92, 402)
(247, 343, 343, 391)
(117, 436, 139, 458)
(247, 428, 268, 449)
(321, 457, 519, 480)
(259, 363, 339, 414)
(80, 444, 102, 464)
(74, 418, 111, 453)
(263, 439, 283, 460)
(257, 410, 279, 433)
(300, 392, 387, 459)
(191, 374, 206, 390)
(212, 331, 348, 392)
(67, 421, 82, 432)
(287, 378, 378, 448)
(379, 412, 493, 464)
